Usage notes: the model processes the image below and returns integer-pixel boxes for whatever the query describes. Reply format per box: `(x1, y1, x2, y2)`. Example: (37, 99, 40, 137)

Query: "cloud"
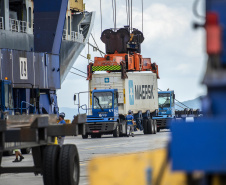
(58, 0, 207, 109)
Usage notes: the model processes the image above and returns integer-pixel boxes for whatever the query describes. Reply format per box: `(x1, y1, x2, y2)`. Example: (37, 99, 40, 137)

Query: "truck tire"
(59, 144, 80, 185)
(91, 134, 96, 138)
(113, 125, 120, 137)
(3, 150, 13, 156)
(143, 119, 148, 134)
(157, 128, 160, 132)
(82, 134, 88, 139)
(43, 145, 60, 185)
(21, 148, 31, 154)
(147, 120, 154, 134)
(153, 120, 157, 134)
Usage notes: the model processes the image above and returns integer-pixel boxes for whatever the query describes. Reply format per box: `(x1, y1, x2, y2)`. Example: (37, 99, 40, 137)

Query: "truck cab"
(89, 89, 119, 121)
(152, 90, 175, 132)
(158, 91, 175, 118)
(83, 89, 123, 138)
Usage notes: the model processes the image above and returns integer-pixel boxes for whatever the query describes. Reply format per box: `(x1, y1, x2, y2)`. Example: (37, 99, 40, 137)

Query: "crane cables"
(112, 0, 117, 30)
(100, 0, 103, 33)
(70, 66, 87, 79)
(126, 0, 133, 32)
(141, 0, 143, 33)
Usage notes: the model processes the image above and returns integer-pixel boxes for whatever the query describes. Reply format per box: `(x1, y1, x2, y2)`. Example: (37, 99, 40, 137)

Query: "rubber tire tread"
(153, 120, 157, 134)
(21, 148, 30, 154)
(143, 119, 148, 134)
(82, 134, 88, 139)
(113, 125, 119, 137)
(59, 144, 80, 185)
(157, 128, 160, 132)
(43, 145, 60, 185)
(147, 120, 153, 134)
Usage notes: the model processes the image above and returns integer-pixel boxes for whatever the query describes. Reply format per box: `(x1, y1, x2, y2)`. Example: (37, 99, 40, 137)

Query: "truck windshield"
(158, 93, 171, 108)
(93, 92, 113, 109)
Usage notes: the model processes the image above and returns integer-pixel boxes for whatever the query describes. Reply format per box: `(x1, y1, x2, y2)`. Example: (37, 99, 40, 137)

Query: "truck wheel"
(91, 134, 96, 138)
(147, 120, 154, 134)
(21, 148, 31, 154)
(43, 145, 60, 185)
(3, 150, 13, 156)
(157, 128, 160, 132)
(113, 125, 119, 137)
(143, 119, 148, 134)
(82, 134, 88, 139)
(59, 144, 80, 185)
(153, 120, 157, 134)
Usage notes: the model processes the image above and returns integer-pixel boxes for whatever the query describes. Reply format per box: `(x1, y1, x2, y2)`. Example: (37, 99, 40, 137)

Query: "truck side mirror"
(74, 95, 76, 101)
(116, 92, 119, 98)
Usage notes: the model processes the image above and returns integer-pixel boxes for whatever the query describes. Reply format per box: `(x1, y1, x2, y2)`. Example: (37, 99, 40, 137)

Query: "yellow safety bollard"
(54, 137, 58, 145)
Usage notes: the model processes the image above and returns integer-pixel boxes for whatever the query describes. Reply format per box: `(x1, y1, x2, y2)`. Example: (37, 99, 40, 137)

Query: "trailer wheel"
(3, 150, 13, 156)
(147, 120, 154, 134)
(21, 148, 31, 154)
(113, 125, 120, 137)
(157, 128, 160, 132)
(59, 144, 80, 185)
(143, 119, 148, 134)
(82, 134, 88, 139)
(153, 120, 157, 134)
(43, 145, 60, 185)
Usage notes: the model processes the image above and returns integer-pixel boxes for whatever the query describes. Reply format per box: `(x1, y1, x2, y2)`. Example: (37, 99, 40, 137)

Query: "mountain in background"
(175, 97, 202, 110)
(60, 97, 202, 120)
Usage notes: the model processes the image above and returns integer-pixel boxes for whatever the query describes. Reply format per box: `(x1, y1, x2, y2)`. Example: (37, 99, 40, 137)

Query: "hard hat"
(128, 110, 132, 114)
(59, 112, 65, 118)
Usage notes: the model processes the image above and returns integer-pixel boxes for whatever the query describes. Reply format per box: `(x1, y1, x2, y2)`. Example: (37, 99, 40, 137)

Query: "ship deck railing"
(62, 29, 84, 43)
(9, 18, 27, 33)
(0, 17, 4, 30)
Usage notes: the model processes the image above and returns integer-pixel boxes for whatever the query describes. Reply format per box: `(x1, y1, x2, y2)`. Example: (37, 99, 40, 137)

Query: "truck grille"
(156, 119, 167, 125)
(88, 123, 103, 131)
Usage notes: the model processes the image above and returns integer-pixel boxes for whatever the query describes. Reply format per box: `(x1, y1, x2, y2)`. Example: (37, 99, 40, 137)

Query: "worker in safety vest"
(126, 110, 135, 137)
(58, 112, 66, 146)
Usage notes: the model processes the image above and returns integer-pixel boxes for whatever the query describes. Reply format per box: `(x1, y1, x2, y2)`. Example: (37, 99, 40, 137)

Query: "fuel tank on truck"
(89, 72, 159, 115)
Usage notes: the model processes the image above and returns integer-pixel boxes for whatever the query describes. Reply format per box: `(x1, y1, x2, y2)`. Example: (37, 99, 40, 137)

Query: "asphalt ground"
(0, 130, 170, 185)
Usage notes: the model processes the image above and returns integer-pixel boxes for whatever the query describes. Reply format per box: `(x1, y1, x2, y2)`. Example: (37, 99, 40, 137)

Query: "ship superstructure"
(0, 0, 94, 84)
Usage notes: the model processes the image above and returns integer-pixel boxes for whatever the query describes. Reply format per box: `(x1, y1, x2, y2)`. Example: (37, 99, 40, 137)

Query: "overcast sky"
(57, 0, 207, 109)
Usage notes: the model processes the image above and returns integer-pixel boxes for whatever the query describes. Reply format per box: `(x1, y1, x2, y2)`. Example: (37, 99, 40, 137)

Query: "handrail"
(20, 101, 35, 115)
(9, 18, 27, 33)
(0, 17, 4, 30)
(62, 29, 84, 43)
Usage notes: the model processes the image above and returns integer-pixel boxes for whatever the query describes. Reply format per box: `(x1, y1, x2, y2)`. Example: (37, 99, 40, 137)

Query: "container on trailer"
(89, 72, 159, 115)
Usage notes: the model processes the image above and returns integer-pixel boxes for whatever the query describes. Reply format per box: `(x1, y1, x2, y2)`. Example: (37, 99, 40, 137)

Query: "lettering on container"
(135, 85, 154, 99)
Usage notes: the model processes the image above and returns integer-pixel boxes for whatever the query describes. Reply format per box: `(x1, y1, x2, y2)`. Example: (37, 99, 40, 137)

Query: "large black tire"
(113, 125, 120, 137)
(153, 120, 157, 134)
(59, 144, 80, 185)
(143, 119, 148, 134)
(21, 148, 31, 154)
(43, 145, 60, 185)
(147, 120, 154, 134)
(3, 150, 13, 156)
(157, 128, 161, 132)
(82, 134, 88, 139)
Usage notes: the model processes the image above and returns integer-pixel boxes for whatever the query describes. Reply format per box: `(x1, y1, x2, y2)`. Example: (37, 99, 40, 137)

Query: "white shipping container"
(89, 72, 159, 115)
